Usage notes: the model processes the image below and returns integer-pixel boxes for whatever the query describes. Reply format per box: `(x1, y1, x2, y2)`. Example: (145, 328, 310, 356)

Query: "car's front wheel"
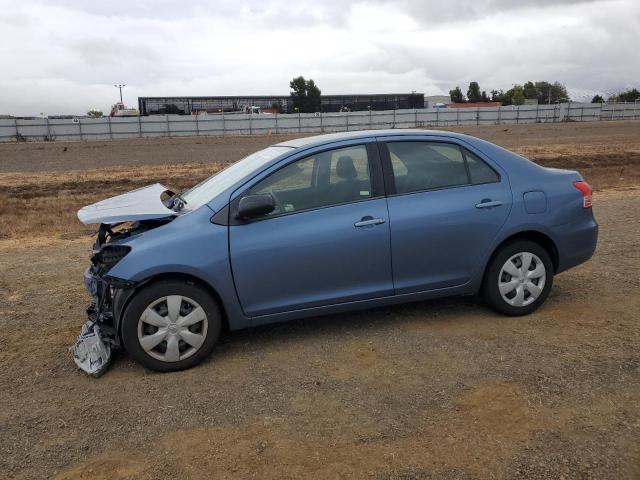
(482, 240, 554, 316)
(121, 279, 221, 372)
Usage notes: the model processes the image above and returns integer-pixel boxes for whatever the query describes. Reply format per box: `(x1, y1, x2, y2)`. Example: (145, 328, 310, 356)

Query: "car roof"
(274, 129, 472, 149)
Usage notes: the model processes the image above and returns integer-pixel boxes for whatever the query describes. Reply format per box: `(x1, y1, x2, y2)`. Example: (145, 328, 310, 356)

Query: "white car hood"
(77, 183, 176, 225)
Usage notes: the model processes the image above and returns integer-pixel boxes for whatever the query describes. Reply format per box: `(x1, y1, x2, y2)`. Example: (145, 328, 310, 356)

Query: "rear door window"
(387, 142, 469, 194)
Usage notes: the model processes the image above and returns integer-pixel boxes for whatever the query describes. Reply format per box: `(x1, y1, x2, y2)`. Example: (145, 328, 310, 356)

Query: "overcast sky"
(1, 0, 638, 115)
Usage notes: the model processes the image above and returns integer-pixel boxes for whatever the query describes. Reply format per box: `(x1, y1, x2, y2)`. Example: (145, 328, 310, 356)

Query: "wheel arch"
(485, 230, 559, 278)
(114, 272, 230, 337)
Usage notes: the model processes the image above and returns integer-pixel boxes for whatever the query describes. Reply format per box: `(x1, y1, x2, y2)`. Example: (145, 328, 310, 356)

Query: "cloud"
(0, 0, 638, 115)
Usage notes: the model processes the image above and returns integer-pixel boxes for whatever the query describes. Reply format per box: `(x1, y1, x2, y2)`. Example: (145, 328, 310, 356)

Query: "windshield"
(180, 146, 291, 210)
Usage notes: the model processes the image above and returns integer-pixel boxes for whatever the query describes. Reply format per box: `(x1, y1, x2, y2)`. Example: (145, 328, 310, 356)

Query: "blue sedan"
(72, 130, 598, 374)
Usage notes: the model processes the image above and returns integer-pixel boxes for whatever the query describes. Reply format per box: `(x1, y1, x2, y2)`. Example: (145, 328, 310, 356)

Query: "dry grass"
(520, 143, 640, 191)
(0, 162, 226, 242)
(1, 142, 639, 244)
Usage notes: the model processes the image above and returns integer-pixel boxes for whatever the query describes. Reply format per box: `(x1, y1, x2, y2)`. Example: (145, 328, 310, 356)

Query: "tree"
(289, 75, 307, 111)
(511, 86, 525, 105)
(306, 79, 321, 112)
(523, 81, 539, 101)
(87, 108, 103, 118)
(289, 76, 322, 113)
(449, 86, 466, 103)
(467, 82, 482, 102)
(535, 81, 569, 104)
(497, 85, 525, 106)
(490, 89, 505, 103)
(610, 88, 640, 102)
(454, 79, 571, 106)
(591, 94, 604, 103)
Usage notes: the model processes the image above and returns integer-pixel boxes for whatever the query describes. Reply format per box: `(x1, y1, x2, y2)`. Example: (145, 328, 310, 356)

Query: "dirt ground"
(0, 121, 639, 479)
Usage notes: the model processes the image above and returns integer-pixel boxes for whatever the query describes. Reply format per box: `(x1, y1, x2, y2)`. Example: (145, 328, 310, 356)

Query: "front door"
(229, 143, 393, 317)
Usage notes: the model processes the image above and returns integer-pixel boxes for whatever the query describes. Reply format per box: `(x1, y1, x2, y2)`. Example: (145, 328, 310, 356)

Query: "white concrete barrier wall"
(1, 102, 639, 142)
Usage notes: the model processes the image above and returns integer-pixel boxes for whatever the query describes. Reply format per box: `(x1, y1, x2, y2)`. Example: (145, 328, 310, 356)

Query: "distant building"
(424, 95, 452, 108)
(47, 115, 84, 119)
(1, 114, 46, 120)
(110, 102, 139, 117)
(138, 93, 425, 115)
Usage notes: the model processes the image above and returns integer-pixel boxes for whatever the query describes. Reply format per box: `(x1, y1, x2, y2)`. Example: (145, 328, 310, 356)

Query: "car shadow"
(212, 295, 488, 355)
(104, 295, 499, 375)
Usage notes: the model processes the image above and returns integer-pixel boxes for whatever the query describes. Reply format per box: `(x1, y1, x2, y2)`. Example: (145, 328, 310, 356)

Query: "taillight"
(573, 181, 593, 208)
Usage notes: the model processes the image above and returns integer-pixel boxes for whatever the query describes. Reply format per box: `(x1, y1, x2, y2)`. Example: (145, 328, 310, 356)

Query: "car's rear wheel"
(121, 280, 221, 372)
(482, 240, 554, 316)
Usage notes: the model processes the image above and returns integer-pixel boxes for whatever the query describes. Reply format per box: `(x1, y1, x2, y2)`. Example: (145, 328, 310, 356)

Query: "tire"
(121, 279, 221, 372)
(482, 240, 554, 316)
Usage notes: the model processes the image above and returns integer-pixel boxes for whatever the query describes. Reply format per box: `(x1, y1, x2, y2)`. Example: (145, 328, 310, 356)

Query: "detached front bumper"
(70, 320, 112, 377)
(70, 266, 133, 377)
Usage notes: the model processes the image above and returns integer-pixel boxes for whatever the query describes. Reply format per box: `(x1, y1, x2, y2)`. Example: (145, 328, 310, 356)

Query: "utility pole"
(114, 84, 126, 103)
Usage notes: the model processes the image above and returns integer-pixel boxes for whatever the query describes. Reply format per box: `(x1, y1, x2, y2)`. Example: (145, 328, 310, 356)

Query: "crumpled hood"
(78, 183, 176, 225)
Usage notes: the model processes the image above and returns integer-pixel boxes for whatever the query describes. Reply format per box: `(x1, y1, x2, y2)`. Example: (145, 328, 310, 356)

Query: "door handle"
(475, 200, 503, 209)
(354, 217, 386, 227)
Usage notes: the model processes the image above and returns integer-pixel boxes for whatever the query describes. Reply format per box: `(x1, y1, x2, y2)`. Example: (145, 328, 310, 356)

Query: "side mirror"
(237, 193, 276, 220)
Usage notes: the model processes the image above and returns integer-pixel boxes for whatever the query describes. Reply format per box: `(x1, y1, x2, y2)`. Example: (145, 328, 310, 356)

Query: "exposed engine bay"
(71, 186, 181, 376)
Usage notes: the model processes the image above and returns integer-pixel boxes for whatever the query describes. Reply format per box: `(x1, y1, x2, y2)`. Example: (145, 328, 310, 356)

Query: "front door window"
(249, 145, 372, 216)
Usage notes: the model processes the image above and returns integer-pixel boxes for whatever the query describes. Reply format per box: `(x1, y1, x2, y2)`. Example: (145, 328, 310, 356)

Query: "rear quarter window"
(465, 150, 500, 184)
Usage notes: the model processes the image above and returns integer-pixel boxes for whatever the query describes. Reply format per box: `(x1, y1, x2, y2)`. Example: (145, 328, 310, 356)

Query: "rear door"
(379, 136, 512, 294)
(228, 141, 393, 317)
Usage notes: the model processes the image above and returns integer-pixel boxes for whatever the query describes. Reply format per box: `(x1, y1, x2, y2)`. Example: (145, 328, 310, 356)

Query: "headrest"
(336, 155, 357, 179)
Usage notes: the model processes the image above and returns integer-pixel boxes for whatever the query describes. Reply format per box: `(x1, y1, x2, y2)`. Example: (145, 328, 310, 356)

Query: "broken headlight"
(91, 245, 131, 272)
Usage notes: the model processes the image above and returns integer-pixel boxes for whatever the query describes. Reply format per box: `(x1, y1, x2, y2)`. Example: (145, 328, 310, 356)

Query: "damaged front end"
(71, 220, 170, 376)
